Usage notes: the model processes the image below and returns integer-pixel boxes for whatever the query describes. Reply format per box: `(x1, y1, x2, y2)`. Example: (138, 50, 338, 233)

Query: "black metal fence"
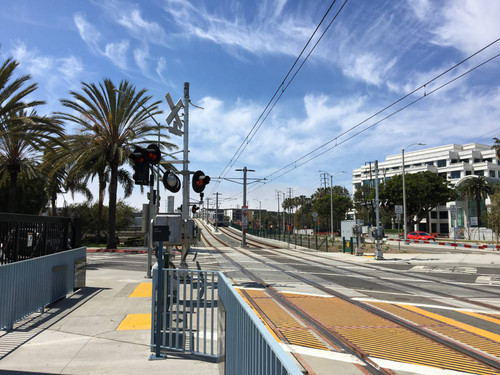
(0, 213, 81, 265)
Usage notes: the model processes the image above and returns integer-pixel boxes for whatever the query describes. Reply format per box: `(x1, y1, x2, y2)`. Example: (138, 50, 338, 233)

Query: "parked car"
(407, 231, 435, 241)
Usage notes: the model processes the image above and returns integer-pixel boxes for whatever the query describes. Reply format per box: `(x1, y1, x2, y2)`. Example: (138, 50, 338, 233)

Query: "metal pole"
(150, 241, 166, 360)
(147, 174, 154, 278)
(242, 167, 247, 246)
(330, 175, 333, 240)
(181, 82, 190, 268)
(402, 148, 407, 239)
(374, 160, 383, 260)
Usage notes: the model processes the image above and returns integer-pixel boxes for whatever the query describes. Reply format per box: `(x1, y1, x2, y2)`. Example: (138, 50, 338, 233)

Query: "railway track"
(198, 220, 500, 375)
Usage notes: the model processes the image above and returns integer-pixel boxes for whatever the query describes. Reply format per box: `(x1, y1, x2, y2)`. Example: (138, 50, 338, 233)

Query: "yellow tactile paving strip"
(239, 289, 329, 351)
(129, 282, 152, 297)
(287, 295, 499, 375)
(117, 313, 151, 330)
(368, 302, 500, 359)
(117, 283, 152, 331)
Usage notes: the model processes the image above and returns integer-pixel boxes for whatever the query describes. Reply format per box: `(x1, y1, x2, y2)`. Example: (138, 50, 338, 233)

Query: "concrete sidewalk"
(0, 264, 219, 375)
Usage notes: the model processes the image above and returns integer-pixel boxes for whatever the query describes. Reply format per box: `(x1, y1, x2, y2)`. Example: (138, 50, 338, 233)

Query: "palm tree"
(0, 109, 64, 212)
(0, 57, 64, 212)
(57, 78, 175, 249)
(458, 176, 492, 227)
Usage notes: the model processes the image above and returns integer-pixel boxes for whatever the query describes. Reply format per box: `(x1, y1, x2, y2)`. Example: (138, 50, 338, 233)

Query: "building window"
(392, 166, 399, 170)
(431, 211, 437, 219)
(439, 211, 448, 219)
(426, 161, 434, 166)
(466, 171, 472, 175)
(474, 158, 482, 163)
(450, 159, 458, 164)
(474, 170, 484, 176)
(461, 159, 469, 163)
(437, 159, 447, 167)
(354, 183, 361, 189)
(490, 170, 496, 178)
(450, 171, 461, 179)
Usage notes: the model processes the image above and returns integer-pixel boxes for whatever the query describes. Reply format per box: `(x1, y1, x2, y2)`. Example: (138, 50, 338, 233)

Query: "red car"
(407, 231, 435, 241)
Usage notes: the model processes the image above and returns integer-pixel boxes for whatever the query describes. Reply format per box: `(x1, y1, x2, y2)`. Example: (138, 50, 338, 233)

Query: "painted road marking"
(399, 304, 500, 343)
(116, 313, 151, 330)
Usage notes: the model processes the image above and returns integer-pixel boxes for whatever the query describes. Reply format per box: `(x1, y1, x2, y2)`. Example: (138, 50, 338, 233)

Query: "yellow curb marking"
(117, 313, 151, 330)
(399, 304, 500, 342)
(129, 282, 152, 297)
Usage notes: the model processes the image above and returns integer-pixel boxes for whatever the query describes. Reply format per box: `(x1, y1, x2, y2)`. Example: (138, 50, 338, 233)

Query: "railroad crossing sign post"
(164, 84, 190, 268)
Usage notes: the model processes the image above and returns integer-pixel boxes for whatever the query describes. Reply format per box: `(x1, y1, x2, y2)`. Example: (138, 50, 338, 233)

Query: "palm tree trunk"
(106, 161, 119, 249)
(96, 174, 105, 244)
(476, 195, 482, 227)
(8, 169, 18, 213)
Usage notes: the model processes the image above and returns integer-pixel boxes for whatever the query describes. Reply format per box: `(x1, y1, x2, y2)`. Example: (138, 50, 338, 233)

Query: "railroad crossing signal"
(165, 92, 184, 136)
(162, 170, 181, 193)
(192, 170, 210, 193)
(130, 147, 150, 185)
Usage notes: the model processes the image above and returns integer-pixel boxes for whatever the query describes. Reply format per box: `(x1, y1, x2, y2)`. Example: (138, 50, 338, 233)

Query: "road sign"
(449, 205, 457, 213)
(165, 93, 184, 136)
(395, 205, 403, 214)
(312, 212, 318, 219)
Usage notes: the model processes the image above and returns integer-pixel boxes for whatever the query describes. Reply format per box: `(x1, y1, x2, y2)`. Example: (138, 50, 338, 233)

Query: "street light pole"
(319, 170, 346, 240)
(402, 143, 425, 239)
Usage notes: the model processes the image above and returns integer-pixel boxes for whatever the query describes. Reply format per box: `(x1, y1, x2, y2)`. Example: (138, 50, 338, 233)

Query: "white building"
(352, 143, 500, 236)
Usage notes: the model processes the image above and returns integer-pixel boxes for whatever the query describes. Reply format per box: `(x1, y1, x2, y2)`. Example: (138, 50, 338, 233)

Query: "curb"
(86, 248, 148, 254)
(386, 238, 500, 250)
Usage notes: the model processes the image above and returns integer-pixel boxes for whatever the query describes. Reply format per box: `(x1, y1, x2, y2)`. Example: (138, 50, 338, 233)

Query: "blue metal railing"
(0, 247, 86, 330)
(151, 267, 302, 374)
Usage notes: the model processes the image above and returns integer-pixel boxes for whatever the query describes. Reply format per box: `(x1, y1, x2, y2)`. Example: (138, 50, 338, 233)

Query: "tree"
(457, 176, 492, 227)
(57, 79, 175, 249)
(311, 186, 352, 232)
(0, 171, 49, 214)
(0, 57, 64, 212)
(66, 201, 136, 243)
(381, 172, 455, 232)
(487, 190, 500, 244)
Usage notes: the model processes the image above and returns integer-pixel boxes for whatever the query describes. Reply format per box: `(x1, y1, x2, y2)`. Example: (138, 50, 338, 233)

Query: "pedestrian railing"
(0, 213, 81, 265)
(151, 267, 302, 375)
(0, 247, 86, 330)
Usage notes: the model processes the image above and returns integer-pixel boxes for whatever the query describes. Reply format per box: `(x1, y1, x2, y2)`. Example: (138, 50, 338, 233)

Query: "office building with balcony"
(352, 143, 500, 236)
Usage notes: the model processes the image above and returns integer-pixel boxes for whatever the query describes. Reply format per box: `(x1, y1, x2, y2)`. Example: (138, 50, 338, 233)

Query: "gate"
(150, 267, 219, 359)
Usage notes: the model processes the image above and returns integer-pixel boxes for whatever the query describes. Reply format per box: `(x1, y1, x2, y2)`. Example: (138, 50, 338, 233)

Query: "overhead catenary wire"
(244, 44, 500, 195)
(210, 0, 348, 196)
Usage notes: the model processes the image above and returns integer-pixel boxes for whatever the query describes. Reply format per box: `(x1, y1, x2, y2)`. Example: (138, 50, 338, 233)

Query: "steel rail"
(199, 220, 500, 373)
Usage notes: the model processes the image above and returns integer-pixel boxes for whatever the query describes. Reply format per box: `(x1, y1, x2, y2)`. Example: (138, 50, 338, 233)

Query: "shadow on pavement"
(0, 286, 106, 361)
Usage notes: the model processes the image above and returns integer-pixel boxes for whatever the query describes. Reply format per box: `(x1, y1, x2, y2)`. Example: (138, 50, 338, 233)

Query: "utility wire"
(245, 46, 500, 194)
(210, 0, 347, 196)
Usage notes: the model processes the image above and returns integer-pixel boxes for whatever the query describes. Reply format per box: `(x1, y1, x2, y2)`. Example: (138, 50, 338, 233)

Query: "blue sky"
(2, 0, 500, 212)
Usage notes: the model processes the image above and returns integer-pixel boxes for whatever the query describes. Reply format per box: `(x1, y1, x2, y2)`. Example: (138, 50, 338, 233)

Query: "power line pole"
(235, 167, 255, 246)
(374, 160, 384, 260)
(215, 192, 222, 232)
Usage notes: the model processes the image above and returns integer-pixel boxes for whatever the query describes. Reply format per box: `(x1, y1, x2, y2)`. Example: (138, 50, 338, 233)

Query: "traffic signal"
(192, 170, 210, 193)
(162, 170, 181, 193)
(192, 205, 199, 214)
(130, 147, 150, 185)
(145, 144, 161, 165)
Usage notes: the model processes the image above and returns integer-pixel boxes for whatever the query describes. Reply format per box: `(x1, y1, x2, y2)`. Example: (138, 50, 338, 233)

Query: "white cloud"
(431, 0, 500, 55)
(59, 56, 84, 81)
(116, 7, 168, 46)
(134, 45, 149, 72)
(162, 0, 314, 57)
(74, 13, 101, 52)
(103, 40, 129, 70)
